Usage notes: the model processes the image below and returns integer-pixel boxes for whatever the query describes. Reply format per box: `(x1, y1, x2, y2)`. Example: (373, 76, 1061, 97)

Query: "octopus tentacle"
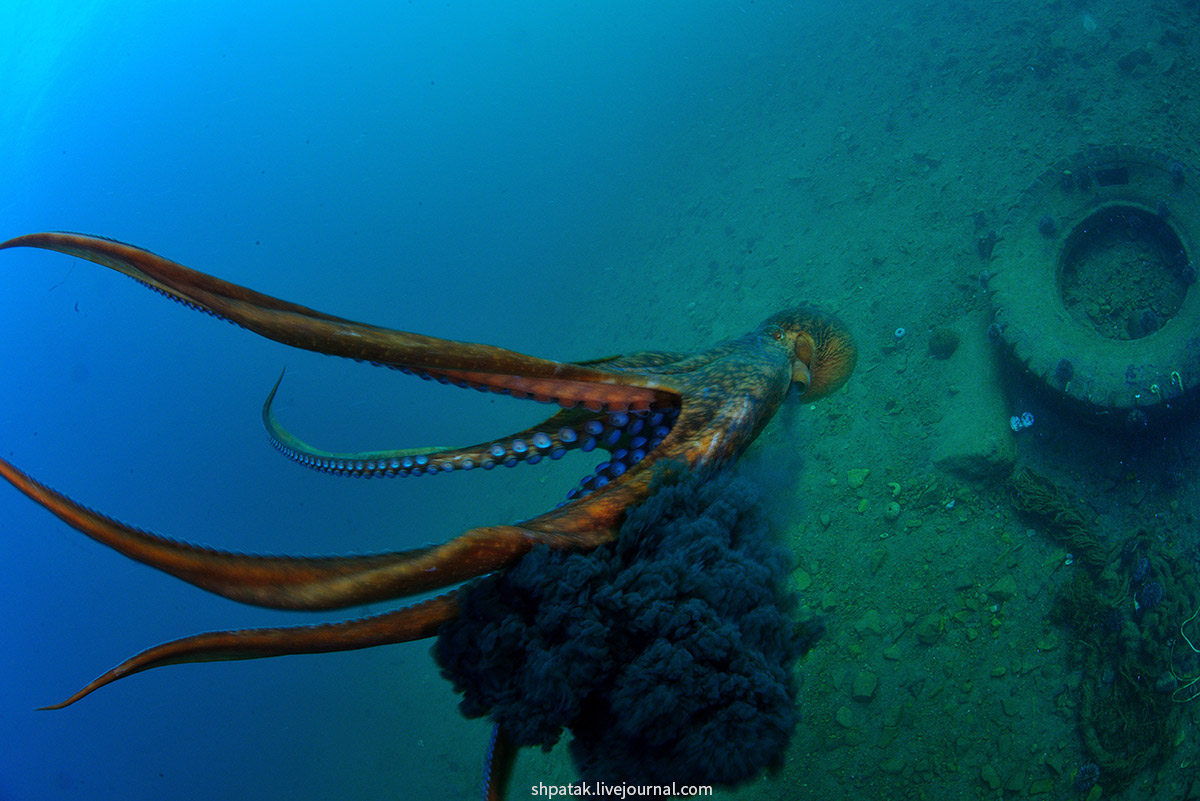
(0, 232, 679, 412)
(483, 725, 517, 801)
(264, 372, 678, 480)
(0, 456, 546, 610)
(264, 372, 589, 477)
(43, 592, 462, 710)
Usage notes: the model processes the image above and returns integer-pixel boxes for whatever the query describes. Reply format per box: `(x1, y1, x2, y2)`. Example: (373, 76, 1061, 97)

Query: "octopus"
(0, 232, 856, 795)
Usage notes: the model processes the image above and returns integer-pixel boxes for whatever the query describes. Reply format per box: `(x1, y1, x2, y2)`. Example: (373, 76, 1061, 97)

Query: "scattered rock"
(1117, 47, 1154, 73)
(855, 609, 883, 636)
(915, 612, 943, 645)
(793, 569, 812, 591)
(981, 764, 1002, 790)
(852, 670, 878, 702)
(978, 229, 999, 260)
(928, 327, 961, 359)
(1036, 632, 1060, 651)
(847, 468, 871, 488)
(1005, 769, 1026, 793)
(1029, 777, 1054, 795)
(835, 705, 855, 728)
(879, 757, 906, 775)
(988, 574, 1020, 602)
(912, 151, 942, 169)
(1161, 29, 1187, 47)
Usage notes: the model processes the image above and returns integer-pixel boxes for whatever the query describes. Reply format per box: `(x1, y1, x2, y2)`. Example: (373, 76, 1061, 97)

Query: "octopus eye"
(768, 325, 784, 342)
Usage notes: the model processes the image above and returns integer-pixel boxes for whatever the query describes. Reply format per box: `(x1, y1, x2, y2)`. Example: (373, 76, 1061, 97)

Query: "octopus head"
(763, 306, 857, 400)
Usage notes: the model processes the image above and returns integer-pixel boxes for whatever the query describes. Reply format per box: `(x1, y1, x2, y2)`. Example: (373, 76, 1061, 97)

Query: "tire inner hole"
(1058, 203, 1191, 340)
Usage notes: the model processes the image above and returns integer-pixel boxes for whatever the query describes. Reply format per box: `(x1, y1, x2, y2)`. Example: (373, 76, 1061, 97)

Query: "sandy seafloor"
(3, 1, 1200, 799)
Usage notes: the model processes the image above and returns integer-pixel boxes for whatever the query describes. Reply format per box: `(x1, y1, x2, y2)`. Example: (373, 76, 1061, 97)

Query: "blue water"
(0, 2, 825, 799)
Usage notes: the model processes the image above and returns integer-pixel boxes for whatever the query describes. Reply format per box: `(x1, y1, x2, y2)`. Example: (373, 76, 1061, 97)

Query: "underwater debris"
(1136, 580, 1165, 611)
(1073, 762, 1100, 793)
(1049, 529, 1200, 788)
(1009, 412, 1035, 433)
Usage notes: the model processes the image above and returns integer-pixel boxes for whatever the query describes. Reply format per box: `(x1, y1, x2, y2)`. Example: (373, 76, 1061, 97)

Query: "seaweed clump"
(1008, 467, 1111, 568)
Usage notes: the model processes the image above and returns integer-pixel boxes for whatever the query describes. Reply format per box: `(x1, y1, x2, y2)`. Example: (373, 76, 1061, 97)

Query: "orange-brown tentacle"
(0, 232, 677, 411)
(43, 592, 462, 709)
(0, 456, 548, 610)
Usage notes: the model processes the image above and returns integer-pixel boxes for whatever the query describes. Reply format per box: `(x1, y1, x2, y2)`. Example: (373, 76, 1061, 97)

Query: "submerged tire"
(990, 145, 1200, 425)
